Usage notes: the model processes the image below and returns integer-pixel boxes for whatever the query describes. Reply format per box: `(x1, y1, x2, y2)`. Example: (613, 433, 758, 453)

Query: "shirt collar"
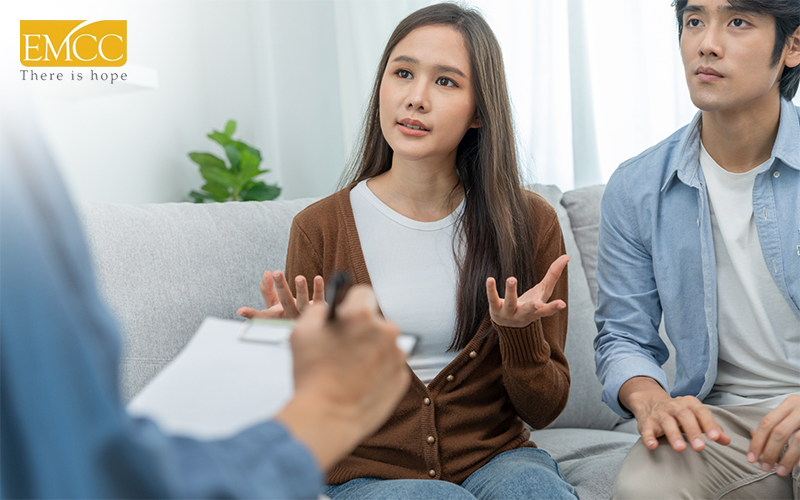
(661, 98, 800, 193)
(773, 97, 800, 172)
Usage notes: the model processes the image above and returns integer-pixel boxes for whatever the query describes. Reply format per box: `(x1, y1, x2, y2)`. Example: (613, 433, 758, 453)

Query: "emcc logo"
(20, 20, 127, 67)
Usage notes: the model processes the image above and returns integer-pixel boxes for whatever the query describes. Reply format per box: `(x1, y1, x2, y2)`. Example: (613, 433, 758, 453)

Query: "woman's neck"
(366, 155, 464, 222)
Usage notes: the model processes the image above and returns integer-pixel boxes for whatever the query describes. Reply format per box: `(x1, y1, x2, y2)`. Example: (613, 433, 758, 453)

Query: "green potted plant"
(188, 120, 280, 202)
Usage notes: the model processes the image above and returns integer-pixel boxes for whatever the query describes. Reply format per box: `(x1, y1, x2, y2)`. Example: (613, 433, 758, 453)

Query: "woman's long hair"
(341, 2, 538, 351)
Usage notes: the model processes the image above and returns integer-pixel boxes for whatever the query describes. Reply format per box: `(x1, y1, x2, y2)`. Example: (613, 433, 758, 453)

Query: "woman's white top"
(350, 180, 464, 385)
(699, 143, 800, 408)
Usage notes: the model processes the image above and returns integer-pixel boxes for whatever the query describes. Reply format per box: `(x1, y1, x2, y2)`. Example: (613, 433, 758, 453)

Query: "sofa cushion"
(531, 185, 623, 431)
(79, 199, 316, 400)
(529, 428, 639, 500)
(560, 185, 605, 304)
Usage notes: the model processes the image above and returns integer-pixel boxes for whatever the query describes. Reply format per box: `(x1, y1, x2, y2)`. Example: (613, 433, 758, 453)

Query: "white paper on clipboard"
(128, 317, 418, 440)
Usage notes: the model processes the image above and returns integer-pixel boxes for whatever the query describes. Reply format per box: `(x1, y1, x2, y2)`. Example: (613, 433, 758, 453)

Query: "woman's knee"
(462, 448, 577, 499)
(326, 478, 475, 500)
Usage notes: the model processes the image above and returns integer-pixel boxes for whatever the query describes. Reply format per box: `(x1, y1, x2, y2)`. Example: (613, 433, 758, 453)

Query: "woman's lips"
(398, 122, 430, 136)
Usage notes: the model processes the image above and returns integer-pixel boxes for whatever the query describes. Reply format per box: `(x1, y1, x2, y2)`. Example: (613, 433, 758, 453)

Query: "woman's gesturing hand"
(486, 255, 570, 328)
(237, 270, 325, 319)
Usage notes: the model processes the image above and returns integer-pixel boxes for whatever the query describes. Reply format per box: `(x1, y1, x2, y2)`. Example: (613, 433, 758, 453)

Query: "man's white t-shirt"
(350, 180, 462, 385)
(699, 143, 800, 408)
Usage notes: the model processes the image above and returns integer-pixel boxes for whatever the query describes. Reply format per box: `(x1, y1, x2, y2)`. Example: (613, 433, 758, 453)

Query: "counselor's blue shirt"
(0, 109, 323, 498)
(594, 98, 800, 418)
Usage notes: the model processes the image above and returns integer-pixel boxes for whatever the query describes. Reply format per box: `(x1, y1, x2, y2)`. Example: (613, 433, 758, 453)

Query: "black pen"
(325, 270, 353, 322)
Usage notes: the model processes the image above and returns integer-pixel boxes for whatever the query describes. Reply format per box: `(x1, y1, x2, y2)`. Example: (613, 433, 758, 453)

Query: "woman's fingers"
(539, 255, 570, 301)
(503, 278, 518, 314)
(486, 277, 502, 313)
(295, 276, 310, 310)
(520, 299, 565, 319)
(237, 307, 258, 319)
(273, 271, 300, 318)
(237, 306, 282, 319)
(312, 275, 325, 304)
(260, 271, 280, 309)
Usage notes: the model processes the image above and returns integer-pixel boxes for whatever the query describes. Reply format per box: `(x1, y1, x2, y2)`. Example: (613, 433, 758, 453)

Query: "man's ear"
(785, 25, 800, 69)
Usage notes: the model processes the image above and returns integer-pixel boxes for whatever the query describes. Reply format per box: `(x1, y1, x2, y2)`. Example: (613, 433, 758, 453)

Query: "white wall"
(4, 1, 272, 204)
(4, 1, 799, 204)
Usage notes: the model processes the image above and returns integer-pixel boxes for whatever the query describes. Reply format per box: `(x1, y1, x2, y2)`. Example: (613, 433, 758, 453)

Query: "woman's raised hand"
(486, 255, 570, 328)
(237, 270, 326, 320)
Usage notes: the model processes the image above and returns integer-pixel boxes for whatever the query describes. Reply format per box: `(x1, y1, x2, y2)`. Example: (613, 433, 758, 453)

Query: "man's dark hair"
(673, 0, 800, 100)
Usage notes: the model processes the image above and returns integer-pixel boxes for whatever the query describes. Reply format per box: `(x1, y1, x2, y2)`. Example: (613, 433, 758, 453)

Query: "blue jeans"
(324, 448, 578, 499)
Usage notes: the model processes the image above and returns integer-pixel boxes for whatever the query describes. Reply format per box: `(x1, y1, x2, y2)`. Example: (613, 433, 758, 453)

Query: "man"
(0, 96, 410, 499)
(594, 0, 800, 497)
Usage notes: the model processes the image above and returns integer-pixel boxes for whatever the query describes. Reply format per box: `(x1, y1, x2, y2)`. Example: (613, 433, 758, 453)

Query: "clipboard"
(240, 318, 418, 355)
(128, 317, 418, 440)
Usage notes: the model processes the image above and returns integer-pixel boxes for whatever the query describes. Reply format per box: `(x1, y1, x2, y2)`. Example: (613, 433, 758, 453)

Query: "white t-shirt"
(350, 180, 463, 385)
(700, 143, 800, 408)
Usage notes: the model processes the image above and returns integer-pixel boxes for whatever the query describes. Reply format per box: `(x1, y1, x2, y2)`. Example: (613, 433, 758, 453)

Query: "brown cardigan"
(285, 186, 570, 485)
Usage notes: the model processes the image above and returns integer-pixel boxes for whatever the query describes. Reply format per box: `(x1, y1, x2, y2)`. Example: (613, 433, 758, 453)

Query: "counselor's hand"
(620, 376, 731, 452)
(748, 394, 800, 477)
(237, 270, 325, 319)
(486, 255, 570, 328)
(275, 286, 410, 470)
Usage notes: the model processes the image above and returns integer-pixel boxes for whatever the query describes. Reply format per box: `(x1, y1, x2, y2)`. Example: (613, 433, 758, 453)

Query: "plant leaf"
(202, 181, 230, 200)
(190, 190, 216, 203)
(245, 146, 262, 162)
(239, 150, 260, 180)
(188, 152, 226, 170)
(241, 183, 281, 201)
(224, 120, 236, 137)
(200, 165, 239, 188)
(224, 144, 241, 172)
(207, 131, 231, 147)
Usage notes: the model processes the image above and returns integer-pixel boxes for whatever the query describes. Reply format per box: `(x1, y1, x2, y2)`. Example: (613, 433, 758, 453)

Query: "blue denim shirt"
(0, 109, 323, 498)
(594, 98, 800, 419)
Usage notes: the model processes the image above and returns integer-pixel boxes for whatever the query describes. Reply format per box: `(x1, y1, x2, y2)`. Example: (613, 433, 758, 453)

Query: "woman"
(238, 4, 576, 499)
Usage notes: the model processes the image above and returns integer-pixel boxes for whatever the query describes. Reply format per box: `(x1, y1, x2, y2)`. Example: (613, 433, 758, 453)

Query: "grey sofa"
(79, 184, 675, 500)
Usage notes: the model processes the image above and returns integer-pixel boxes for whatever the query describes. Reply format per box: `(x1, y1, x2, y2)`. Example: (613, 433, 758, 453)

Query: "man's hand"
(486, 255, 569, 328)
(620, 376, 731, 452)
(274, 285, 410, 470)
(747, 394, 800, 477)
(237, 271, 325, 319)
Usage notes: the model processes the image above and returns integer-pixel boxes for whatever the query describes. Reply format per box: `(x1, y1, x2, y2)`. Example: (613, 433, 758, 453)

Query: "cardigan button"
(446, 374, 455, 382)
(427, 436, 436, 444)
(423, 397, 431, 405)
(429, 469, 436, 477)
(469, 351, 477, 359)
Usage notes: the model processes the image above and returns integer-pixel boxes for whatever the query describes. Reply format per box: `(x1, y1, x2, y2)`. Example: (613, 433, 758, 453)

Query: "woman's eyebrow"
(390, 55, 466, 78)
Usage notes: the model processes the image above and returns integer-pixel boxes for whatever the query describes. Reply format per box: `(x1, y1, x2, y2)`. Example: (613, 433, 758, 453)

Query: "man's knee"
(611, 439, 699, 500)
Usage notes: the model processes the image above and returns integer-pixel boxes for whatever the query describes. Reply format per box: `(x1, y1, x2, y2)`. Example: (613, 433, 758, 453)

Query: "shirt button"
(446, 374, 455, 382)
(429, 469, 436, 477)
(423, 397, 431, 405)
(773, 171, 780, 178)
(427, 436, 436, 444)
(469, 351, 477, 358)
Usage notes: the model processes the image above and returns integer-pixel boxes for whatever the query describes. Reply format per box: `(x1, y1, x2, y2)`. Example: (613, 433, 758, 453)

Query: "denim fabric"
(324, 448, 578, 499)
(594, 98, 800, 418)
(0, 107, 323, 499)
